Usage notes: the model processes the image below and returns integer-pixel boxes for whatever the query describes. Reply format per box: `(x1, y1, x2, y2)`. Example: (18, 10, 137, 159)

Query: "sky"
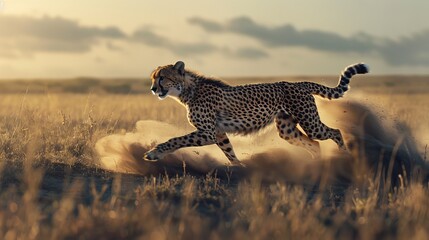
(0, 0, 428, 78)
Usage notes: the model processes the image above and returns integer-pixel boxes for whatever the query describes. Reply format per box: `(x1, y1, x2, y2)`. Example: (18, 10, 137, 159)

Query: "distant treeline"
(0, 77, 151, 94)
(0, 75, 428, 94)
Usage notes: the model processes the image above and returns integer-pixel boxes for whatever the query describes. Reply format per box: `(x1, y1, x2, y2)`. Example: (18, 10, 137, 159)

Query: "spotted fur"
(144, 61, 369, 165)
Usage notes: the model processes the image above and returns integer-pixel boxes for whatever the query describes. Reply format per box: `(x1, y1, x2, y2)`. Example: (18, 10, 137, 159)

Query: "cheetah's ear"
(173, 61, 185, 75)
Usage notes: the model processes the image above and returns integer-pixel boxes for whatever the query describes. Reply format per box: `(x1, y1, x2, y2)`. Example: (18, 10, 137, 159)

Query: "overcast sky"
(1, 0, 428, 78)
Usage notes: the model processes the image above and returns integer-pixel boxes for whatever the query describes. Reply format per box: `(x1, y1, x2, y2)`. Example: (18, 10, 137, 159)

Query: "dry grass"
(0, 76, 428, 239)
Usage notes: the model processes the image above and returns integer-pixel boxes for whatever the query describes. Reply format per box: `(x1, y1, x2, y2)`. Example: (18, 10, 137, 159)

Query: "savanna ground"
(0, 75, 428, 239)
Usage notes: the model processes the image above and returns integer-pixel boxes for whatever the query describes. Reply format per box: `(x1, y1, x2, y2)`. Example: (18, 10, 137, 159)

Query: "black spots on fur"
(340, 76, 350, 84)
(222, 139, 230, 144)
(226, 148, 232, 152)
(344, 63, 368, 76)
(343, 70, 352, 79)
(354, 64, 368, 74)
(334, 93, 339, 98)
(347, 67, 356, 75)
(277, 112, 289, 120)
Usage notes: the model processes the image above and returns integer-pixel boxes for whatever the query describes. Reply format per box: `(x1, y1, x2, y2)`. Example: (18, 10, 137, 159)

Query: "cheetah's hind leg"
(275, 111, 321, 158)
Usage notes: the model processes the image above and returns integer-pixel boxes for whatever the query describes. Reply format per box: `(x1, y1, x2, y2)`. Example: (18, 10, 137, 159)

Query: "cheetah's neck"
(177, 72, 229, 105)
(177, 74, 198, 105)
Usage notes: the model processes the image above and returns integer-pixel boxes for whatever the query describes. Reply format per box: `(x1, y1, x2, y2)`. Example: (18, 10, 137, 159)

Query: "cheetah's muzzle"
(157, 89, 168, 99)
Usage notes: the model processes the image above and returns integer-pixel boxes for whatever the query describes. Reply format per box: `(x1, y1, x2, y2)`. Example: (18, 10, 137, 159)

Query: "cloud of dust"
(95, 101, 427, 187)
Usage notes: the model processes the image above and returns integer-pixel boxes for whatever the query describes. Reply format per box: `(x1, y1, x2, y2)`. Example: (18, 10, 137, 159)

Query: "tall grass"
(1, 168, 429, 239)
(0, 77, 428, 239)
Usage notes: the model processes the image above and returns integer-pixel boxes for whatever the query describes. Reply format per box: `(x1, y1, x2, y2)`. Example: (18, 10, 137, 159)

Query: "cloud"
(188, 17, 223, 32)
(132, 27, 267, 59)
(223, 47, 269, 59)
(132, 27, 217, 56)
(189, 16, 376, 53)
(378, 30, 429, 66)
(6, 14, 428, 66)
(0, 15, 126, 56)
(0, 15, 266, 60)
(189, 16, 429, 66)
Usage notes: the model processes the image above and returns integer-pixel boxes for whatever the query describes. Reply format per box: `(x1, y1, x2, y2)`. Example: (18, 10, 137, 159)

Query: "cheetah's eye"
(158, 76, 164, 84)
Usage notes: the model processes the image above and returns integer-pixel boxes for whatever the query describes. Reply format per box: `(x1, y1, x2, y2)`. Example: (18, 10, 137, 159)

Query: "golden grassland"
(0, 76, 428, 239)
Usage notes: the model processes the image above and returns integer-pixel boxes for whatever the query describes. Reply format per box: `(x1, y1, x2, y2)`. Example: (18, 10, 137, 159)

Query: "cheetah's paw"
(143, 149, 162, 162)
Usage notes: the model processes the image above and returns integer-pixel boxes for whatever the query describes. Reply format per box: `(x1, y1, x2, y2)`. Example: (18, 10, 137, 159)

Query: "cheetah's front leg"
(215, 133, 244, 166)
(216, 133, 244, 166)
(143, 130, 216, 161)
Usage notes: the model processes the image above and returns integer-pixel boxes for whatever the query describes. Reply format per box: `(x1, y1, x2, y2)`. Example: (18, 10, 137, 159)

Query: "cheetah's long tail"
(297, 63, 369, 99)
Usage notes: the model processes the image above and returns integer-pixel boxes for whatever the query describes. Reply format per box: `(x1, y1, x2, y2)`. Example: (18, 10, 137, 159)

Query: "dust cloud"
(95, 100, 428, 187)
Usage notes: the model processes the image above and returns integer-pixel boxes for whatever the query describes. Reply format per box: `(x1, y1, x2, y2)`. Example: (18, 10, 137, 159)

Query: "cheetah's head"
(150, 61, 186, 100)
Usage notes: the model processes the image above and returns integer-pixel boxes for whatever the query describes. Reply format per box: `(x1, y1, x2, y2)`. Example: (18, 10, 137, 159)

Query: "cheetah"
(144, 61, 369, 165)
